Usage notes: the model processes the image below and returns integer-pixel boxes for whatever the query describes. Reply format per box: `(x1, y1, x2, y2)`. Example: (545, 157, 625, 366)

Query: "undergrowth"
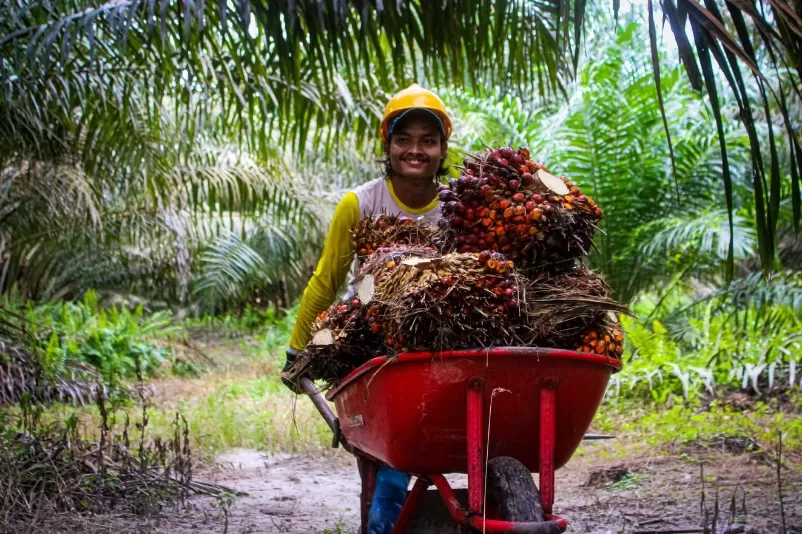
(594, 392, 802, 460)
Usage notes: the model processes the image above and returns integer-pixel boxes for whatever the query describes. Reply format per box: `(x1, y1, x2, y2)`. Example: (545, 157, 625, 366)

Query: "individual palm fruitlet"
(438, 147, 602, 270)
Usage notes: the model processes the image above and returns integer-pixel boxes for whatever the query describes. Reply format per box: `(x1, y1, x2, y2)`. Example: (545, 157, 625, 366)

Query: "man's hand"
(281, 347, 302, 393)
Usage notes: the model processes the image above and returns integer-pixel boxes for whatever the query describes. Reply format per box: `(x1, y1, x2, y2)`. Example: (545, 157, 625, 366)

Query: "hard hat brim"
(386, 108, 446, 141)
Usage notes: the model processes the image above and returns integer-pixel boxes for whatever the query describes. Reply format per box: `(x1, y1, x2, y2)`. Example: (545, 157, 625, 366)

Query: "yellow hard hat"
(380, 84, 452, 142)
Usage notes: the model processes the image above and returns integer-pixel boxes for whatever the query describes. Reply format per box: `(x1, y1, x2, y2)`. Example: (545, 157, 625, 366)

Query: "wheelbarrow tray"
(326, 347, 620, 475)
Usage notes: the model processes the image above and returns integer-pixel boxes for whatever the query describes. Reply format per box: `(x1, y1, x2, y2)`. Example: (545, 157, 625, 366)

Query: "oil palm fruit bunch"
(438, 147, 602, 270)
(356, 246, 531, 352)
(523, 267, 630, 350)
(352, 213, 445, 259)
(287, 296, 384, 387)
(575, 324, 625, 358)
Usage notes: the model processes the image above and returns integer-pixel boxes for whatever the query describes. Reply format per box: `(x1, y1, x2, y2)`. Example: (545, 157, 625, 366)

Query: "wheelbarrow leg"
(391, 477, 428, 533)
(466, 377, 485, 514)
(539, 380, 557, 515)
(357, 456, 378, 534)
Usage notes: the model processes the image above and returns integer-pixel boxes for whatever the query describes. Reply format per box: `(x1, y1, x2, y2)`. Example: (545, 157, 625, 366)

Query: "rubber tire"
(485, 456, 544, 522)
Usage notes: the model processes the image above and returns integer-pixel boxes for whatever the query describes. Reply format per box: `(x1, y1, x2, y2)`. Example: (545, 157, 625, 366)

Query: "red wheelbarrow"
(299, 347, 621, 533)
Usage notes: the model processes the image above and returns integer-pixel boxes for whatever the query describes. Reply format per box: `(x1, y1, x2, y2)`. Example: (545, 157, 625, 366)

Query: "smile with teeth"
(404, 157, 427, 165)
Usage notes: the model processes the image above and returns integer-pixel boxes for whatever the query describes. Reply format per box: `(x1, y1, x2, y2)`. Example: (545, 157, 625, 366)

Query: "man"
(282, 84, 452, 533)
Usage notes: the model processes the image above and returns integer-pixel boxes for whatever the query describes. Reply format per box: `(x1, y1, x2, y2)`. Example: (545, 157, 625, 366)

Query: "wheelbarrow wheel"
(485, 456, 544, 522)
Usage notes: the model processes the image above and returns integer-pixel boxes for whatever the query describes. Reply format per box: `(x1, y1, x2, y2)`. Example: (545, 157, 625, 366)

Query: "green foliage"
(596, 395, 802, 454)
(4, 291, 178, 384)
(611, 276, 802, 403)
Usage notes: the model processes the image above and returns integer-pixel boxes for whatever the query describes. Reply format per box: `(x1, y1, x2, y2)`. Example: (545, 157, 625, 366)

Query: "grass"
(39, 310, 334, 462)
(591, 392, 802, 464)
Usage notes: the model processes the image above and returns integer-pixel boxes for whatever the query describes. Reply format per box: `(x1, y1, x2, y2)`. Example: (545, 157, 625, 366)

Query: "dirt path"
(130, 441, 800, 534)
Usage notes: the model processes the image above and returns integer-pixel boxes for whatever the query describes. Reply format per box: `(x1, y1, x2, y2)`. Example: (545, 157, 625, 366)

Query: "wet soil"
(65, 441, 800, 534)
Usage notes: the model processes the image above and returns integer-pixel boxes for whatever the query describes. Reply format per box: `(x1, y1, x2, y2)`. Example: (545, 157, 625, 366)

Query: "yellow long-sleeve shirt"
(289, 178, 440, 350)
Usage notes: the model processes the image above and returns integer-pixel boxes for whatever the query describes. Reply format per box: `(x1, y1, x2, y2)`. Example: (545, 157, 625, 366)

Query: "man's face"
(387, 118, 447, 180)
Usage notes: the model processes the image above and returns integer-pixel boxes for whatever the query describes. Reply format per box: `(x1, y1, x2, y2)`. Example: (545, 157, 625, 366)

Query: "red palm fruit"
(521, 172, 535, 186)
(510, 154, 524, 167)
(352, 299, 361, 307)
(472, 226, 482, 234)
(371, 323, 382, 334)
(516, 224, 528, 235)
(503, 287, 515, 299)
(513, 192, 525, 203)
(459, 244, 474, 253)
(503, 207, 514, 219)
(481, 218, 493, 227)
(478, 207, 490, 218)
(478, 239, 488, 248)
(505, 299, 519, 309)
(359, 248, 368, 255)
(499, 199, 511, 209)
(514, 206, 525, 216)
(577, 195, 587, 202)
(512, 216, 524, 224)
(337, 305, 349, 313)
(485, 232, 496, 243)
(608, 343, 616, 353)
(589, 331, 598, 340)
(499, 235, 510, 246)
(495, 226, 505, 236)
(478, 250, 492, 264)
(488, 210, 497, 220)
(500, 147, 515, 159)
(525, 200, 536, 210)
(486, 258, 498, 270)
(465, 208, 475, 220)
(528, 226, 538, 236)
(519, 147, 531, 159)
(450, 217, 463, 228)
(497, 304, 506, 313)
(563, 203, 573, 210)
(493, 286, 504, 296)
(519, 166, 528, 174)
(532, 194, 544, 203)
(509, 179, 521, 190)
(498, 157, 509, 166)
(615, 346, 624, 356)
(595, 207, 603, 217)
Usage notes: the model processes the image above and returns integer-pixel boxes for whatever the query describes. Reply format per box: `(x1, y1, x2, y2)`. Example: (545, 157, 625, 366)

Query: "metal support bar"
(539, 380, 557, 515)
(466, 377, 485, 514)
(391, 477, 428, 533)
(430, 475, 564, 533)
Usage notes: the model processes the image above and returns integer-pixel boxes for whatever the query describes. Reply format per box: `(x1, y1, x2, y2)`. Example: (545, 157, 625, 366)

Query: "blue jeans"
(367, 466, 409, 534)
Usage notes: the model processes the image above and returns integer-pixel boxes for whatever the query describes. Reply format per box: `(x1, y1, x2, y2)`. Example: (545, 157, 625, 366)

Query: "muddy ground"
(49, 441, 801, 534)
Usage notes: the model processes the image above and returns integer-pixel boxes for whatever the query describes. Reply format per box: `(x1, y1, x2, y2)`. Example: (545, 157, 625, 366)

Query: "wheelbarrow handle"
(299, 377, 344, 450)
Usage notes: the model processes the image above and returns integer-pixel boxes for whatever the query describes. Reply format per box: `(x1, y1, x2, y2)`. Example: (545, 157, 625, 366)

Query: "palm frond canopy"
(0, 0, 800, 285)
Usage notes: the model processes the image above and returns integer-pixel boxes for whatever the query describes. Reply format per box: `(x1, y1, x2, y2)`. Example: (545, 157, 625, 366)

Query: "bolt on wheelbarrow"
(299, 347, 621, 533)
